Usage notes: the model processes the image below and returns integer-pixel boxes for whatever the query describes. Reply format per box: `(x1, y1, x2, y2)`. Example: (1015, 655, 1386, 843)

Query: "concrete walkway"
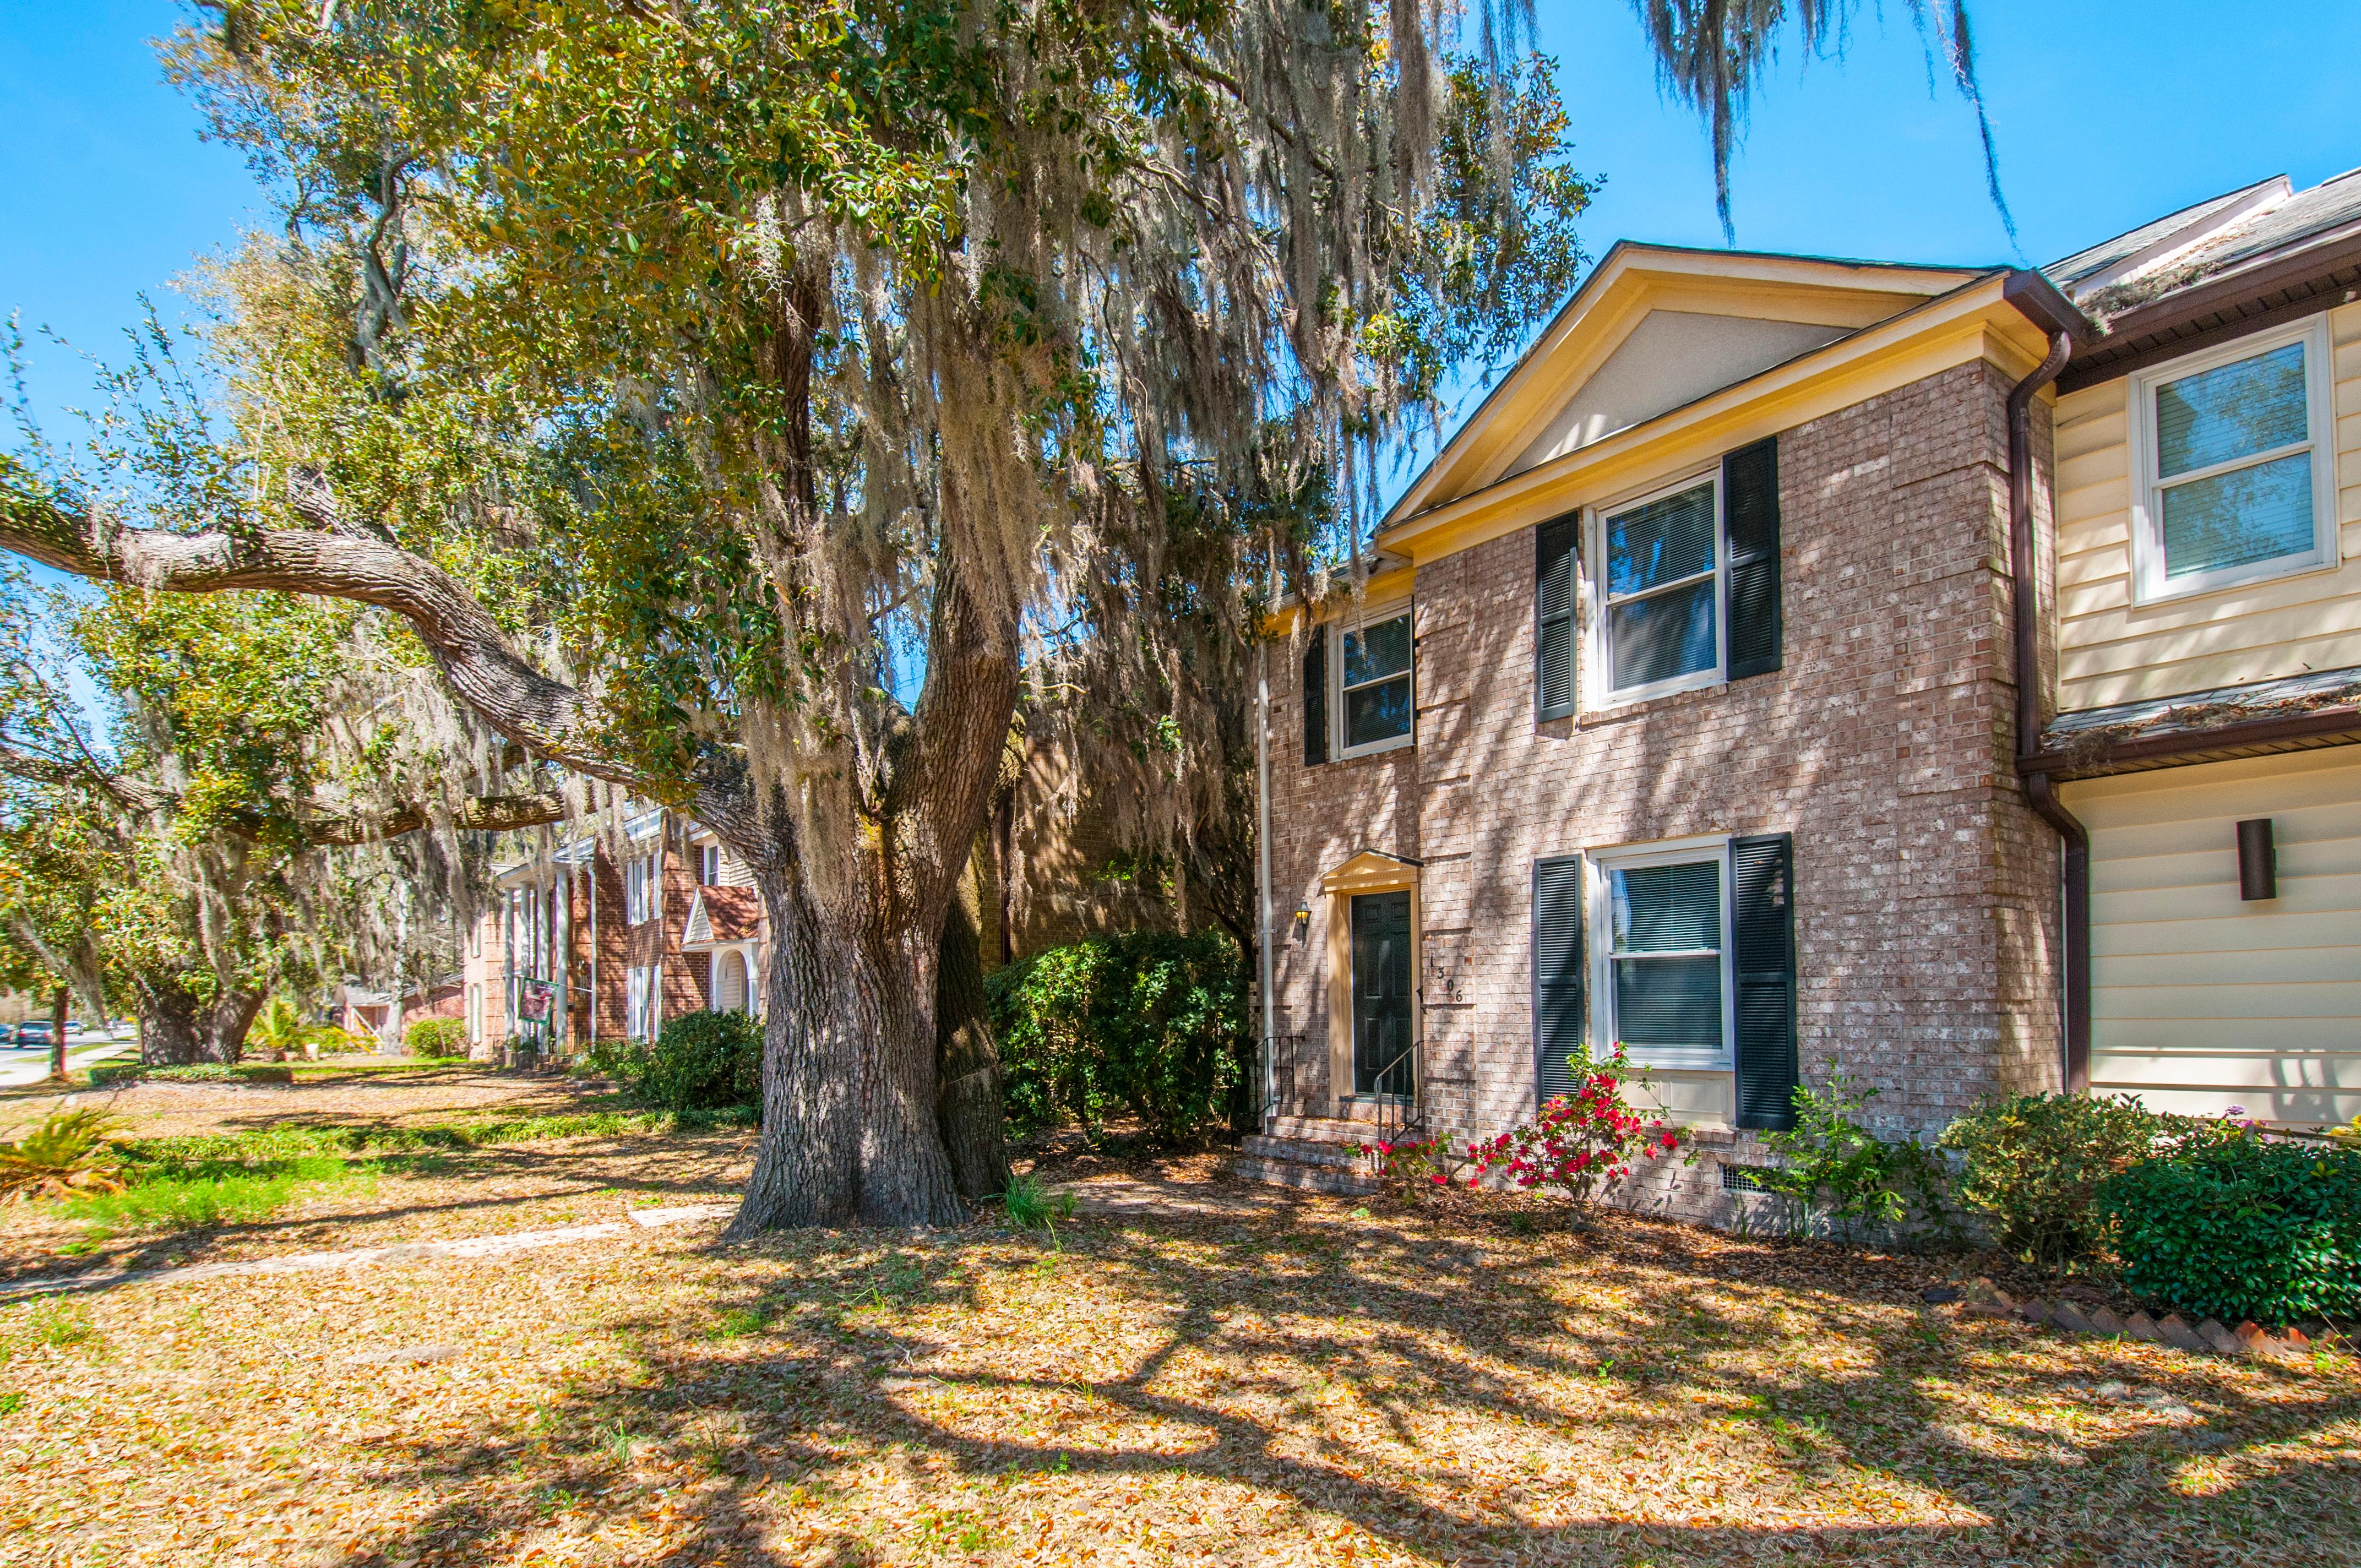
(0, 1202, 739, 1300)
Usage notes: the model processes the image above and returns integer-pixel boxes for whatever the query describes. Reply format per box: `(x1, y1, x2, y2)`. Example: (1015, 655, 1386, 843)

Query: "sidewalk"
(0, 1033, 138, 1089)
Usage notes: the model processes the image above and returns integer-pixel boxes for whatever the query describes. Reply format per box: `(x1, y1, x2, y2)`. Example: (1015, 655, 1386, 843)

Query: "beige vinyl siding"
(2051, 300, 2361, 710)
(2064, 748, 2361, 1128)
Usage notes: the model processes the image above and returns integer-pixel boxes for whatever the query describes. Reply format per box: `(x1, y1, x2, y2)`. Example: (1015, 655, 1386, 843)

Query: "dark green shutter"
(1536, 514, 1578, 721)
(1722, 437, 1782, 680)
(1532, 855, 1586, 1106)
(1302, 632, 1328, 766)
(1732, 832, 1798, 1130)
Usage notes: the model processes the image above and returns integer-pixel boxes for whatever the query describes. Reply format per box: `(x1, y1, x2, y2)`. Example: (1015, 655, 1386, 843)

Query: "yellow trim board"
(1264, 565, 1417, 638)
(1391, 245, 1988, 520)
(1383, 286, 2052, 567)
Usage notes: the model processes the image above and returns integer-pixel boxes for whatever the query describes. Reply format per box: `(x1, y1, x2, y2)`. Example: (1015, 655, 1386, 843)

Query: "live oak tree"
(2, 1, 1994, 1227)
(0, 551, 548, 1062)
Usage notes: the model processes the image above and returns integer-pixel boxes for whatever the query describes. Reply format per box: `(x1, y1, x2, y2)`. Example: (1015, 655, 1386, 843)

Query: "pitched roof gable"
(1386, 243, 1989, 524)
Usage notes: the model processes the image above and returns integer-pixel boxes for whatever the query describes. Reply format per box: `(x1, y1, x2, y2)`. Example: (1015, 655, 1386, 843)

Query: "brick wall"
(1269, 360, 2064, 1218)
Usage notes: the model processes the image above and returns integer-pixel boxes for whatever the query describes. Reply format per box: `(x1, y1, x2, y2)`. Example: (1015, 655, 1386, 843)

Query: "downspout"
(2006, 324, 2090, 1093)
(1255, 634, 1276, 1128)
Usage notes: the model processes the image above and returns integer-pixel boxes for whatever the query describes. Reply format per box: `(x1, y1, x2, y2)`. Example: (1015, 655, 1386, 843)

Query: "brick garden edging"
(1931, 1276, 2323, 1360)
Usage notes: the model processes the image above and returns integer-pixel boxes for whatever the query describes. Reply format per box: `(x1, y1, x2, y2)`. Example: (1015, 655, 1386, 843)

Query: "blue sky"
(2, 1, 2356, 493)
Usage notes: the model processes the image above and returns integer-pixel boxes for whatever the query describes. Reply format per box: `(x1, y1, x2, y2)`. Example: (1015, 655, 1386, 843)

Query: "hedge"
(2098, 1135, 2361, 1325)
(585, 1010, 762, 1114)
(985, 930, 1247, 1147)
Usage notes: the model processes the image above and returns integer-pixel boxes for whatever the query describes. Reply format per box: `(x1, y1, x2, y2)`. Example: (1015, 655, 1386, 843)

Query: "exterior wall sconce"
(1292, 905, 1312, 944)
(2237, 818, 2277, 902)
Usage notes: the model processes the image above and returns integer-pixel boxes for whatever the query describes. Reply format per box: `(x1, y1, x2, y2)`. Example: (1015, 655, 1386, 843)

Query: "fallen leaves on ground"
(0, 1077, 2355, 1566)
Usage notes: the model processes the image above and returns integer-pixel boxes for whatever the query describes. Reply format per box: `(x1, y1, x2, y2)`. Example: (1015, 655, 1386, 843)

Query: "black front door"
(1351, 890, 1414, 1097)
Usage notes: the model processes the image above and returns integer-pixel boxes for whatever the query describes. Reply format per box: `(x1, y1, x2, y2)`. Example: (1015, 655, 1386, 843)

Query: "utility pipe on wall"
(2005, 322, 2090, 1093)
(1255, 634, 1276, 1125)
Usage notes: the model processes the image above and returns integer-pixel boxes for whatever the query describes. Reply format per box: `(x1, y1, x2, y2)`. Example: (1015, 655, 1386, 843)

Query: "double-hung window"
(2131, 317, 2337, 601)
(1591, 837, 1733, 1071)
(698, 843, 722, 884)
(625, 855, 661, 925)
(1332, 605, 1414, 757)
(1591, 474, 1723, 704)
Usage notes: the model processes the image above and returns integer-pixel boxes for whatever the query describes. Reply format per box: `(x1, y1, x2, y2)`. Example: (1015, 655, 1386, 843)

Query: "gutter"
(1255, 635, 1276, 1127)
(2003, 282, 2088, 1093)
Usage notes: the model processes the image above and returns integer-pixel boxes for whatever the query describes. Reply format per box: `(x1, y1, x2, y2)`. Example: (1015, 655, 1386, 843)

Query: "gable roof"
(681, 886, 762, 950)
(1385, 243, 1993, 527)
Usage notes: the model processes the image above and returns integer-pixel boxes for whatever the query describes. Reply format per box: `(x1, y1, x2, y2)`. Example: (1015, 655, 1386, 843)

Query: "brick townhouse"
(1245, 165, 2361, 1216)
(459, 805, 765, 1064)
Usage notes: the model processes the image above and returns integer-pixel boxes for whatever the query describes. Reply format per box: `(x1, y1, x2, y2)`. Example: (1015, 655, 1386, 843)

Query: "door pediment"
(1321, 850, 1420, 894)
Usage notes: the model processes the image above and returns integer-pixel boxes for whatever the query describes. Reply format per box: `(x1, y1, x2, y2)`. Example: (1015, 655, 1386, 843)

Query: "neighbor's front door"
(1350, 889, 1413, 1097)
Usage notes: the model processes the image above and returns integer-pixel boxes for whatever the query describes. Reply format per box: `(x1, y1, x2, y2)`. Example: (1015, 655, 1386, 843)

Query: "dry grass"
(0, 1074, 2355, 1566)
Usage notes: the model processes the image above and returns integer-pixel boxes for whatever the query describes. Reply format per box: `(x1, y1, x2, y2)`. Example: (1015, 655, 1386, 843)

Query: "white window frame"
(1587, 834, 1736, 1072)
(1585, 470, 1726, 709)
(699, 842, 722, 884)
(1330, 598, 1416, 759)
(2128, 314, 2338, 605)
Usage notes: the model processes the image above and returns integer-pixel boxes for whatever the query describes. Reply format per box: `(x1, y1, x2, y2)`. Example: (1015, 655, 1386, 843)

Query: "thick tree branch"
(295, 791, 573, 847)
(1, 456, 757, 838)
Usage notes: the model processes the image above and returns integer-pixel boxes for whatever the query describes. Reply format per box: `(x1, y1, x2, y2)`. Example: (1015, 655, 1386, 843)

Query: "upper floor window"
(1591, 473, 1723, 704)
(699, 843, 721, 884)
(2131, 317, 2336, 601)
(1333, 606, 1413, 757)
(625, 854, 660, 925)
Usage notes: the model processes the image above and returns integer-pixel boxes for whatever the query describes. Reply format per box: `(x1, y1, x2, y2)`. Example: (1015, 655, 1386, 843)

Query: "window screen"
(1603, 480, 1718, 694)
(1607, 857, 1725, 1063)
(2151, 338, 2320, 583)
(1338, 611, 1412, 751)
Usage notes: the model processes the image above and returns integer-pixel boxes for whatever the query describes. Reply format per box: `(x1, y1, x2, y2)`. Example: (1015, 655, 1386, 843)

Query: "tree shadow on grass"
(315, 1197, 2361, 1567)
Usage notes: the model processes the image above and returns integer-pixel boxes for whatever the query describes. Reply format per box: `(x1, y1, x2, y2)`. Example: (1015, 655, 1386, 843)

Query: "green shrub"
(1940, 1092, 2186, 1272)
(586, 1011, 762, 1114)
(1758, 1068, 1955, 1245)
(986, 930, 1246, 1147)
(2098, 1136, 2361, 1325)
(404, 1017, 469, 1058)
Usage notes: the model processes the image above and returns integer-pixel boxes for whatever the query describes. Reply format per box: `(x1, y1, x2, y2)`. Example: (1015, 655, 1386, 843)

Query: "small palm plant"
(0, 1109, 128, 1202)
(248, 997, 316, 1061)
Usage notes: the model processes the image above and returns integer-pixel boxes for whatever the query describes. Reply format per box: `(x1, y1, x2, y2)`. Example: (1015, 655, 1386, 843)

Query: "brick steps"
(1232, 1155, 1378, 1197)
(1241, 1134, 1365, 1170)
(1236, 1117, 1380, 1196)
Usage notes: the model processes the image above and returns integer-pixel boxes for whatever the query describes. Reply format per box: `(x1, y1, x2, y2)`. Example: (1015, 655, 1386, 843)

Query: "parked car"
(0, 1023, 17, 1046)
(14, 1020, 52, 1048)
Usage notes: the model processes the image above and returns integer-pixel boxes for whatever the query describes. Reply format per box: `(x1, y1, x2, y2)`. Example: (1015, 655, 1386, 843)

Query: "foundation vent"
(1720, 1164, 1774, 1193)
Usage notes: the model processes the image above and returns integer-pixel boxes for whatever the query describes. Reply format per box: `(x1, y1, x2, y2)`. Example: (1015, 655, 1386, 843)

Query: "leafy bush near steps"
(2098, 1136, 2361, 1324)
(1939, 1092, 2194, 1273)
(986, 931, 1247, 1147)
(404, 1017, 469, 1058)
(585, 1010, 763, 1114)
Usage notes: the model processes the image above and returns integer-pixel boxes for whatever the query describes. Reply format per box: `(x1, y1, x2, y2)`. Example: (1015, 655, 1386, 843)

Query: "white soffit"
(1505, 311, 1848, 477)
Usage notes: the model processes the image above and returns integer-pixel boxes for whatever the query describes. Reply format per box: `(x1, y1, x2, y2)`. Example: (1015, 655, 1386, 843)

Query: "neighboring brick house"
(1249, 170, 2361, 1213)
(1246, 242, 2085, 1217)
(460, 805, 764, 1064)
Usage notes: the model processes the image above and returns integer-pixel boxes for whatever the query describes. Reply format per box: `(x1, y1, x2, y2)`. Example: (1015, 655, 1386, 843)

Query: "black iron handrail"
(1365, 1035, 1427, 1157)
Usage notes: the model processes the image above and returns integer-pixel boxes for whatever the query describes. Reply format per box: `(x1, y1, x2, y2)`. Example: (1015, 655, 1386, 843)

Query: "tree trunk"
(46, 985, 68, 1083)
(138, 975, 264, 1065)
(935, 898, 1010, 1200)
(727, 872, 971, 1232)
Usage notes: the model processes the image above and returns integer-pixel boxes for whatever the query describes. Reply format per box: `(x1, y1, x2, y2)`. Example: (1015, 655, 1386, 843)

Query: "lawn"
(0, 1071, 2355, 1566)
